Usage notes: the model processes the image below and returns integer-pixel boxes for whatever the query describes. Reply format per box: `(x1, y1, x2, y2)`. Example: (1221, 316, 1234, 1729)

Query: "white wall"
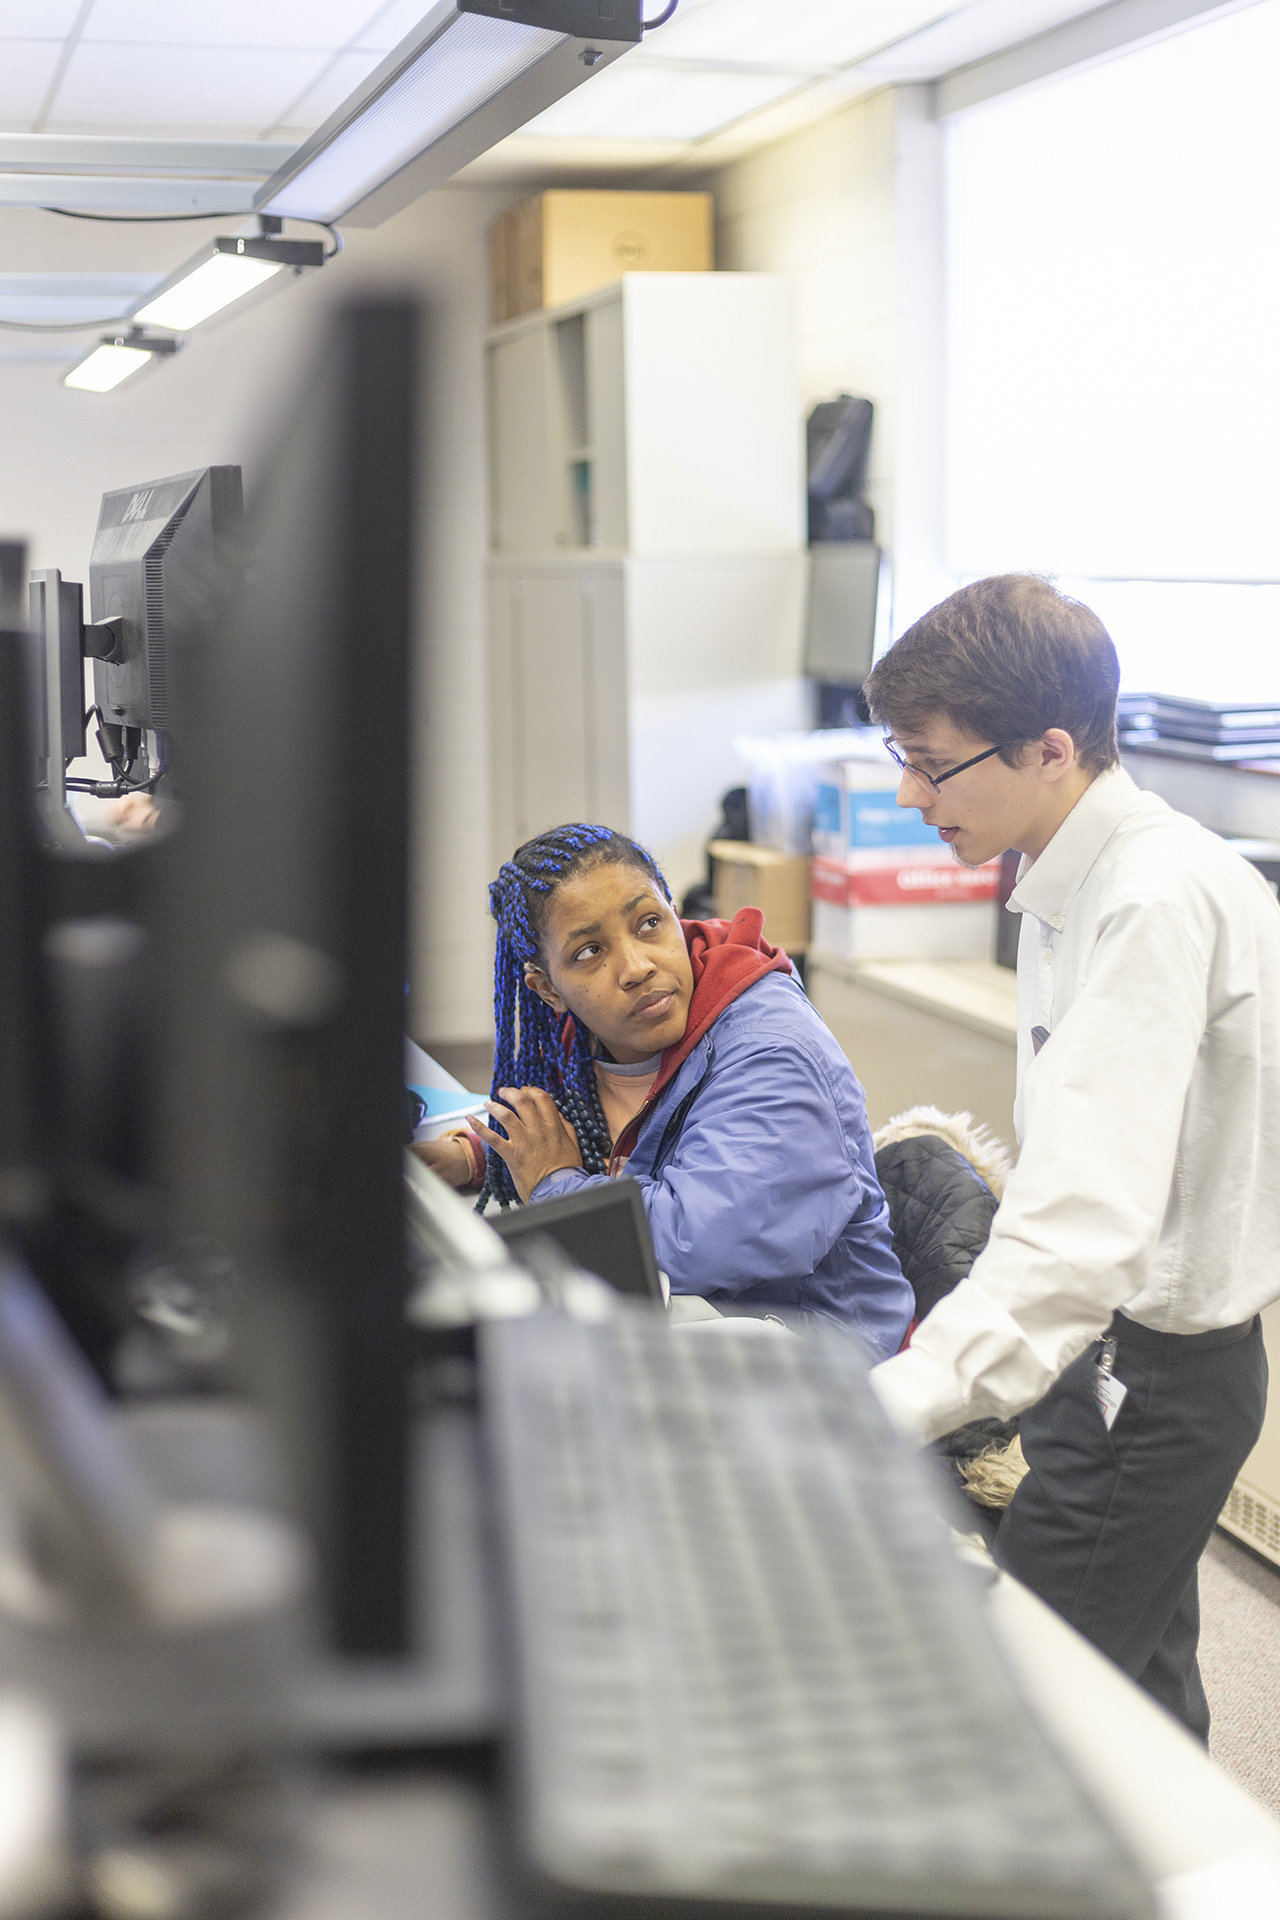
(0, 186, 515, 1045)
(707, 82, 952, 640)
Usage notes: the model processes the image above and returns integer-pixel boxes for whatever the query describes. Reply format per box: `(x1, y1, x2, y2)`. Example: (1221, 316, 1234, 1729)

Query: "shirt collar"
(595, 1052, 662, 1077)
(1007, 765, 1143, 931)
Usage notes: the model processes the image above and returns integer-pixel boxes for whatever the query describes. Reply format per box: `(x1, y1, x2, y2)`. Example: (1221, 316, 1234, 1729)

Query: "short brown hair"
(864, 575, 1120, 775)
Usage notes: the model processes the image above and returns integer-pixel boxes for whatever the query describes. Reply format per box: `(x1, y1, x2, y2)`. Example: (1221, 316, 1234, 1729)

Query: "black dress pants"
(993, 1312, 1267, 1740)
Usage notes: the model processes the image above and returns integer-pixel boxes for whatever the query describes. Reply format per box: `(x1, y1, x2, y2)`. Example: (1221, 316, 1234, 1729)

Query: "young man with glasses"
(864, 572, 1280, 1739)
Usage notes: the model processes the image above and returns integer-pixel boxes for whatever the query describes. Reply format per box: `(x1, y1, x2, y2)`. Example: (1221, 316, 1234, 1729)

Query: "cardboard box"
(489, 190, 714, 322)
(810, 755, 1000, 961)
(710, 840, 811, 953)
(810, 894, 997, 963)
(813, 754, 941, 859)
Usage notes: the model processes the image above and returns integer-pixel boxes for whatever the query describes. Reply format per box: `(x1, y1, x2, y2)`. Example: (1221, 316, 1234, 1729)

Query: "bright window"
(1054, 578, 1280, 701)
(946, 2, 1280, 608)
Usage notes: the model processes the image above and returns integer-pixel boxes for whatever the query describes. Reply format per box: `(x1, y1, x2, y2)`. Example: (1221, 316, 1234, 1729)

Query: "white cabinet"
(486, 274, 808, 898)
(487, 561, 630, 858)
(487, 553, 809, 900)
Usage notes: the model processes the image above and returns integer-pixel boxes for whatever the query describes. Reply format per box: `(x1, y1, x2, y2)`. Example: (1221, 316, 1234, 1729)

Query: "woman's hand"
(409, 1133, 478, 1189)
(470, 1087, 583, 1202)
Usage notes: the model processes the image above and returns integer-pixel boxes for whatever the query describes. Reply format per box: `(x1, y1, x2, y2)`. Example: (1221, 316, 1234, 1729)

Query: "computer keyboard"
(481, 1304, 1154, 1920)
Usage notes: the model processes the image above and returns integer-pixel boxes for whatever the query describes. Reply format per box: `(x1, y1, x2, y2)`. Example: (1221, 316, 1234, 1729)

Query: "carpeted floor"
(1200, 1528, 1280, 1815)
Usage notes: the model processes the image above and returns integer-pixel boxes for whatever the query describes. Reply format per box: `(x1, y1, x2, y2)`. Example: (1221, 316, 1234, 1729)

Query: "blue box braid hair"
(477, 822, 672, 1211)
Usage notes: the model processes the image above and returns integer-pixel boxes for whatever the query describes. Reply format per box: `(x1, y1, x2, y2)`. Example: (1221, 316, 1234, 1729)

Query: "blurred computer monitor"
(491, 1178, 663, 1302)
(88, 466, 242, 789)
(155, 308, 416, 1658)
(804, 541, 880, 689)
(26, 572, 86, 830)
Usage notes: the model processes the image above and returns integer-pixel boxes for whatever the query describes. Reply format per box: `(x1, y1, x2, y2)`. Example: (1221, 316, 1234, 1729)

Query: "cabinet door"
(488, 331, 555, 555)
(582, 567, 628, 829)
(511, 572, 592, 842)
(492, 566, 629, 856)
(586, 298, 627, 550)
(487, 570, 519, 876)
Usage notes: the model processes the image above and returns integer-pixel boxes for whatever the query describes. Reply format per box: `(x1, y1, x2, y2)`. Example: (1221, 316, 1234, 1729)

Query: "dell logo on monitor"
(122, 489, 154, 523)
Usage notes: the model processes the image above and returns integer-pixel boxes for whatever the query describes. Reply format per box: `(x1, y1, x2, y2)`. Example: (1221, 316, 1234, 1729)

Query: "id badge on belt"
(1093, 1336, 1128, 1431)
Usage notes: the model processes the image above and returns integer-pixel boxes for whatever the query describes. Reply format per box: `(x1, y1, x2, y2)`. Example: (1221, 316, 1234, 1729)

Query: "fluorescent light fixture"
(65, 344, 150, 392)
(520, 60, 804, 141)
(63, 329, 179, 393)
(136, 250, 282, 330)
(257, 1, 638, 228)
(267, 14, 561, 221)
(133, 231, 325, 332)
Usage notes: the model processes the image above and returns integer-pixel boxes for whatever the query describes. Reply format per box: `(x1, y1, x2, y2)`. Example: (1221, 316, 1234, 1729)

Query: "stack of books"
(1118, 694, 1280, 765)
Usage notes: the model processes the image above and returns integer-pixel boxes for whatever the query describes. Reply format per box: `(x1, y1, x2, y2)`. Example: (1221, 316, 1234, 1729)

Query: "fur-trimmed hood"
(872, 1104, 1011, 1199)
(872, 1109, 1007, 1324)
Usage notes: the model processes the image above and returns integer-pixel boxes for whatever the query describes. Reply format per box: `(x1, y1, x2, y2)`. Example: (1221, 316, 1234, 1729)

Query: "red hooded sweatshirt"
(608, 907, 793, 1171)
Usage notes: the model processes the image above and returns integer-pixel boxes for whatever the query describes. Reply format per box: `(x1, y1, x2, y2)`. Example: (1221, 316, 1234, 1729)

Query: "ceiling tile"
(0, 344, 81, 363)
(0, 40, 63, 126)
(80, 0, 388, 48)
(858, 0, 1111, 79)
(265, 47, 387, 135)
(645, 0, 960, 71)
(355, 0, 440, 52)
(0, 295, 145, 321)
(0, 0, 82, 30)
(521, 61, 806, 142)
(47, 42, 334, 131)
(0, 273, 160, 299)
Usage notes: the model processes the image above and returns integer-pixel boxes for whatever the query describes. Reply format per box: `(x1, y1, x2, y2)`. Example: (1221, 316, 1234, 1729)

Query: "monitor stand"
(121, 1375, 498, 1753)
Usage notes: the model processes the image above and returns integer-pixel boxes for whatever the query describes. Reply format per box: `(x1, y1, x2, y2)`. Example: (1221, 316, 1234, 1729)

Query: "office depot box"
(710, 840, 810, 952)
(811, 848, 1000, 960)
(813, 848, 1000, 905)
(810, 749, 1001, 961)
(811, 889, 998, 962)
(813, 752, 940, 860)
(489, 190, 714, 322)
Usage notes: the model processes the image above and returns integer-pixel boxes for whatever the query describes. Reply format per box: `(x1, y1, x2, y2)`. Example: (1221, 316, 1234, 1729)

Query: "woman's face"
(525, 862, 694, 1064)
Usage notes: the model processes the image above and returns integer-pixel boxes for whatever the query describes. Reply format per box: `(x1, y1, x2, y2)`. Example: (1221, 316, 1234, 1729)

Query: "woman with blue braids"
(417, 822, 912, 1354)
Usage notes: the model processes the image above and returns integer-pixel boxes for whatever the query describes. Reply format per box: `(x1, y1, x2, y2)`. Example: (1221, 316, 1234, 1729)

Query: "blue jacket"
(533, 971, 913, 1359)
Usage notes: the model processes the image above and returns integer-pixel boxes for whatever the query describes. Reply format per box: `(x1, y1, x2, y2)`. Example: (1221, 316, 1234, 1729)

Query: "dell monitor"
(87, 466, 243, 791)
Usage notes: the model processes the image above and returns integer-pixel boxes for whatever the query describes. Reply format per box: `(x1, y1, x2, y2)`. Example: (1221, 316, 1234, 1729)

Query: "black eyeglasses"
(882, 738, 1008, 794)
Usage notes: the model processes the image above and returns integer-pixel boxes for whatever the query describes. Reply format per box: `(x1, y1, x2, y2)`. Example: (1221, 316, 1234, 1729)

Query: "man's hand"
(470, 1087, 583, 1201)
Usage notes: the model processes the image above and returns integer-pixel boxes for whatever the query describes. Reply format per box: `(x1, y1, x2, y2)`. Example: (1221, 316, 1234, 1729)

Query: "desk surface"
(277, 1560, 1280, 1920)
(1123, 747, 1280, 839)
(809, 953, 1019, 1043)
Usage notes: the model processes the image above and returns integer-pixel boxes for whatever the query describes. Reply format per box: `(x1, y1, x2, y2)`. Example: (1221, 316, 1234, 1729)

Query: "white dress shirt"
(872, 764, 1280, 1445)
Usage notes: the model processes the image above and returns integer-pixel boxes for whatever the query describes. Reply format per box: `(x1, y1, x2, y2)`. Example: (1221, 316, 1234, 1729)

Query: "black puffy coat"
(873, 1132, 999, 1322)
(873, 1131, 1019, 1473)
